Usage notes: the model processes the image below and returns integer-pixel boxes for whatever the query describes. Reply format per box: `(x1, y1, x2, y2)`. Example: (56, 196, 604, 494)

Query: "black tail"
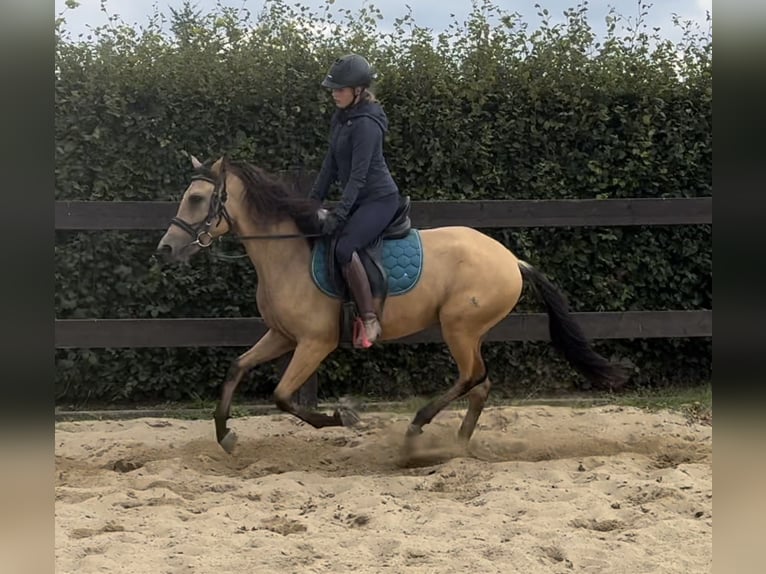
(518, 261, 626, 390)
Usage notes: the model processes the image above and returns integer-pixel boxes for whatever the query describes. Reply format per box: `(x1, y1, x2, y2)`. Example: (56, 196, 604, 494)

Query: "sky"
(55, 0, 712, 44)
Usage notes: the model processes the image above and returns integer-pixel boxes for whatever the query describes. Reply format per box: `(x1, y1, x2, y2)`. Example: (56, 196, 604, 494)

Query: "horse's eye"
(188, 194, 204, 206)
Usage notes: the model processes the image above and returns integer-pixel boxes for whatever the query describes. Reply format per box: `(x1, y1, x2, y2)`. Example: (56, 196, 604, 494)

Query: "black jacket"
(310, 100, 399, 221)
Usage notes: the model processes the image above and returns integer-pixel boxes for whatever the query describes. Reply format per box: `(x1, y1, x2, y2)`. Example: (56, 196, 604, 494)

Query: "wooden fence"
(54, 197, 712, 406)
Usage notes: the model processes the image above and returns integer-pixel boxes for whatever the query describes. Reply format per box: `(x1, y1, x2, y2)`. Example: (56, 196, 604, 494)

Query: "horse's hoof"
(335, 406, 361, 427)
(405, 424, 423, 438)
(219, 430, 238, 454)
(400, 434, 420, 461)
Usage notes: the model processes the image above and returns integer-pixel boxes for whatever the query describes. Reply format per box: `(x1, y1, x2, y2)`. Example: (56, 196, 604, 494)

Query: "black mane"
(226, 160, 322, 238)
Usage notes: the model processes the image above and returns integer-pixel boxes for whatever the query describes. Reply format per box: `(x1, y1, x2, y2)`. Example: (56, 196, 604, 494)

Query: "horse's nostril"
(156, 244, 173, 261)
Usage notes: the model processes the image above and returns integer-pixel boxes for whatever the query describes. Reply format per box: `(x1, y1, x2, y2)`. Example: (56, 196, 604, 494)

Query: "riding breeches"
(334, 193, 400, 264)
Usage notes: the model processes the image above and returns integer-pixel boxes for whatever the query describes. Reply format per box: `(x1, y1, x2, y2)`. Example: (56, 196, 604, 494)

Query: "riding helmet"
(321, 54, 377, 89)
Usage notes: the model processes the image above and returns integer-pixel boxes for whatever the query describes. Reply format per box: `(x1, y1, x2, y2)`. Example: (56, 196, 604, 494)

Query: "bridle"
(168, 165, 322, 250)
(169, 168, 233, 248)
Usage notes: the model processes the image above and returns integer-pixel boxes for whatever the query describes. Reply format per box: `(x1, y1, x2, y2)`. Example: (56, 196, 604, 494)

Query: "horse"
(155, 154, 626, 454)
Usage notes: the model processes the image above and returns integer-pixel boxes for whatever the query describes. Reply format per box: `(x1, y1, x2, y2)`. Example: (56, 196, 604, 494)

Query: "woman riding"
(310, 53, 403, 348)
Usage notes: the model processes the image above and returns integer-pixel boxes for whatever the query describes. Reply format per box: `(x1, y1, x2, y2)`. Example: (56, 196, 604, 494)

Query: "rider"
(310, 53, 403, 348)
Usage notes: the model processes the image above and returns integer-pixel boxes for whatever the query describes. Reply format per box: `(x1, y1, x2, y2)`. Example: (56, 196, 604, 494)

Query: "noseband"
(169, 168, 234, 248)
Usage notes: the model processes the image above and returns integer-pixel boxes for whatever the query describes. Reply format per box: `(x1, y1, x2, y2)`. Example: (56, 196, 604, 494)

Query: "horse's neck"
(237, 217, 311, 284)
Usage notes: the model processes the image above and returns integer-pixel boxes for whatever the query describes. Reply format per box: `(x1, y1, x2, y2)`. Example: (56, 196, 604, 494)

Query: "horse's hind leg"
(405, 325, 486, 441)
(458, 379, 492, 441)
(458, 341, 492, 443)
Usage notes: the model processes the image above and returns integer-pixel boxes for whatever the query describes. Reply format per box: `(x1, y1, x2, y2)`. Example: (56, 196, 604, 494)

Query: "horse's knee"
(468, 377, 492, 403)
(468, 366, 489, 390)
(273, 389, 292, 412)
(467, 369, 490, 394)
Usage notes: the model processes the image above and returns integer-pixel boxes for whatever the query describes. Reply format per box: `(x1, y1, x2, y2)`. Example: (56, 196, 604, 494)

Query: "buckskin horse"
(155, 155, 625, 454)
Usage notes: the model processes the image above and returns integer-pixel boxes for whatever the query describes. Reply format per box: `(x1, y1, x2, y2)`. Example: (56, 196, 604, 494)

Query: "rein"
(229, 231, 323, 240)
(209, 231, 324, 261)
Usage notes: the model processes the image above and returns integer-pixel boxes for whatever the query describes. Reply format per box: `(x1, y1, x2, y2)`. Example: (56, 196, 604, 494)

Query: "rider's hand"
(319, 212, 340, 235)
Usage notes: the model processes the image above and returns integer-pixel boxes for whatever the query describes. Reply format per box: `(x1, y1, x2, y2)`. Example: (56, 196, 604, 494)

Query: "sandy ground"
(55, 404, 712, 574)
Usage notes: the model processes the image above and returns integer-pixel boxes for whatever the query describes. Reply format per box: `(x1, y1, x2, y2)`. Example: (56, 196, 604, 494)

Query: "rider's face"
(332, 87, 359, 108)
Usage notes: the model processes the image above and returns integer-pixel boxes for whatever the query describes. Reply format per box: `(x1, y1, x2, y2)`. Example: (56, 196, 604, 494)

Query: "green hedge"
(54, 0, 712, 406)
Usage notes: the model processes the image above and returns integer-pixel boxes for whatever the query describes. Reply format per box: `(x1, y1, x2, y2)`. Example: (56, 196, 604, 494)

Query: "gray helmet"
(321, 54, 377, 89)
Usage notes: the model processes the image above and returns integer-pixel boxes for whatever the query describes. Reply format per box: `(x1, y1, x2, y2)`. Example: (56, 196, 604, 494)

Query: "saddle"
(324, 195, 412, 346)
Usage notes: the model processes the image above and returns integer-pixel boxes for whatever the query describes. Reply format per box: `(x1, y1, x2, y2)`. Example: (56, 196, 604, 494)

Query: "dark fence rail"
(54, 311, 712, 349)
(55, 197, 712, 407)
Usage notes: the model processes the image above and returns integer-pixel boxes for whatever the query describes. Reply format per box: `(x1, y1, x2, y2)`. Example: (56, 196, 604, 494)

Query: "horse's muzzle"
(155, 243, 173, 263)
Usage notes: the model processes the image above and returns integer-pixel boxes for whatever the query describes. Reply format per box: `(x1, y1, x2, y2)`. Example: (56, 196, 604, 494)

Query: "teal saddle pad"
(310, 229, 424, 299)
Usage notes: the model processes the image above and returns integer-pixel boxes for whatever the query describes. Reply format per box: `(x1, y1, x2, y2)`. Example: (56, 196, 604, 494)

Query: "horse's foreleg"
(215, 329, 294, 452)
(272, 341, 351, 429)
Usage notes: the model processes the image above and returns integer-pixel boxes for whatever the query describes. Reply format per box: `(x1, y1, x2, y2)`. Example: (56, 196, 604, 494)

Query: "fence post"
(275, 351, 318, 409)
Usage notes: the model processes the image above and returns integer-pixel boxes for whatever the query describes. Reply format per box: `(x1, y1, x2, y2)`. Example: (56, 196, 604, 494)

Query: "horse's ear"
(188, 154, 203, 170)
(210, 155, 227, 175)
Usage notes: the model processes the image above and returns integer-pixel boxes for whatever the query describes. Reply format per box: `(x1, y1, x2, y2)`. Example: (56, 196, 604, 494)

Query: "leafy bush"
(55, 0, 712, 406)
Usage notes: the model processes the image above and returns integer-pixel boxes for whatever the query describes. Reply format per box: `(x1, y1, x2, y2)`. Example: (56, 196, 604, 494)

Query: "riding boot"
(342, 252, 382, 347)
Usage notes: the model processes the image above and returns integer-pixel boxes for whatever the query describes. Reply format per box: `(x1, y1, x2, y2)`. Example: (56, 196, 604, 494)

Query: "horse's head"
(156, 154, 236, 263)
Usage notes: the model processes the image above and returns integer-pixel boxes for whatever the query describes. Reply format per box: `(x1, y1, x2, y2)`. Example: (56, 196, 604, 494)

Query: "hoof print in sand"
(112, 459, 144, 473)
(570, 518, 626, 532)
(258, 516, 308, 536)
